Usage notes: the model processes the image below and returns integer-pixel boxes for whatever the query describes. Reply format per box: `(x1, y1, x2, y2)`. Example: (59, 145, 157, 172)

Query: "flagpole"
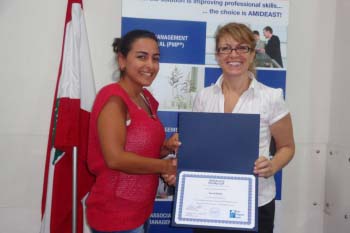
(73, 146, 78, 233)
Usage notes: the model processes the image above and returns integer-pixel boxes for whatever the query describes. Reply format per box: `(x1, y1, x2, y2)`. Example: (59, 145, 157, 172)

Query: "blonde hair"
(215, 22, 257, 74)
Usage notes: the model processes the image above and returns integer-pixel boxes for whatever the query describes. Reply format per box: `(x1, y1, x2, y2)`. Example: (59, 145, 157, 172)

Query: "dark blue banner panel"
(150, 201, 193, 233)
(204, 67, 286, 95)
(122, 17, 206, 65)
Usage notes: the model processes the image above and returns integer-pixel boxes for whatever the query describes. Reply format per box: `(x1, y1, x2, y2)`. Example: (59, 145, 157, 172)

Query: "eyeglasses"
(217, 45, 252, 55)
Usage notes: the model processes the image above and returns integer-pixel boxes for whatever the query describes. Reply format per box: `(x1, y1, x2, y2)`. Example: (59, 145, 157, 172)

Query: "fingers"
(165, 158, 177, 175)
(171, 158, 177, 166)
(254, 156, 274, 178)
(166, 133, 182, 154)
(162, 174, 176, 186)
(162, 158, 177, 186)
(171, 132, 179, 141)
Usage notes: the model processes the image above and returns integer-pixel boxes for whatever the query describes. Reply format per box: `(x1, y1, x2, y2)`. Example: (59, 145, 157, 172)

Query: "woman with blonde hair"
(192, 22, 295, 233)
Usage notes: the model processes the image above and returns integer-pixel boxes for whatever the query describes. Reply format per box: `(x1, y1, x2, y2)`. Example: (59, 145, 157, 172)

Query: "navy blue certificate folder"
(177, 112, 260, 174)
(172, 112, 260, 231)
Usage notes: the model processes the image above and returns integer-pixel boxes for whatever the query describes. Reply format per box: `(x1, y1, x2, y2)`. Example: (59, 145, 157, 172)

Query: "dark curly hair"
(112, 29, 158, 77)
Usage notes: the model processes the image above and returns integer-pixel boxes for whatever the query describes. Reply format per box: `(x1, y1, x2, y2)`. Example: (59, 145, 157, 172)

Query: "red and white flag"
(40, 1, 95, 232)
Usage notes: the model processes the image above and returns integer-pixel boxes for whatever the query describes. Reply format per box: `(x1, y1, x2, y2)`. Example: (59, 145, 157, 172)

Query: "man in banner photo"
(40, 1, 96, 233)
(263, 26, 283, 68)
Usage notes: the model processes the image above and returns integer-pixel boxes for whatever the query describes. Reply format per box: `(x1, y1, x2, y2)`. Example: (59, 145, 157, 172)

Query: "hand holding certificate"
(172, 112, 260, 231)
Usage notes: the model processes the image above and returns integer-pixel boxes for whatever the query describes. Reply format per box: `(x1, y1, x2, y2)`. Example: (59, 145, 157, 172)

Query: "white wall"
(325, 0, 350, 232)
(0, 1, 120, 232)
(279, 0, 336, 233)
(0, 0, 348, 232)
(0, 1, 66, 232)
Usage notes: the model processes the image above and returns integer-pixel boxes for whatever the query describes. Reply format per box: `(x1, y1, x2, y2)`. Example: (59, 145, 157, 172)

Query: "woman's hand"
(160, 133, 181, 185)
(163, 158, 177, 176)
(161, 133, 181, 157)
(161, 158, 177, 186)
(253, 156, 276, 178)
(161, 173, 177, 186)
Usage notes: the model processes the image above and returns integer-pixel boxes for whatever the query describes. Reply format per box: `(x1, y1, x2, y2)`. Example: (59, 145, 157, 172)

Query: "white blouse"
(192, 72, 289, 206)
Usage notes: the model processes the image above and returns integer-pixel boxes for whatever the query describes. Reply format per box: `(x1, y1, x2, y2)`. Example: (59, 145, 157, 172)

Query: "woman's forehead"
(218, 34, 249, 45)
(128, 38, 159, 53)
(218, 35, 239, 44)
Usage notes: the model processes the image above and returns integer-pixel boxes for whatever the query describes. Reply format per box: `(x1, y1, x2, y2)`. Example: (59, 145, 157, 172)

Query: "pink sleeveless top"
(86, 83, 165, 231)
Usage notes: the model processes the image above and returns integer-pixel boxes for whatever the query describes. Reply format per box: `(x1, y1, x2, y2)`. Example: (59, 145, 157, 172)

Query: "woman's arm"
(98, 96, 176, 175)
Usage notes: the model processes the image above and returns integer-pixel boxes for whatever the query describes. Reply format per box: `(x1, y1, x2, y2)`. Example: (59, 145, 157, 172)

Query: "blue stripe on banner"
(122, 17, 206, 65)
(158, 111, 179, 139)
(150, 201, 193, 232)
(256, 69, 287, 97)
(204, 67, 286, 95)
(275, 170, 282, 200)
(204, 68, 222, 87)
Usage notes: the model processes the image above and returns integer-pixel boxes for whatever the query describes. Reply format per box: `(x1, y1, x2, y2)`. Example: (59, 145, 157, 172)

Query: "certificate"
(172, 112, 260, 231)
(174, 171, 256, 230)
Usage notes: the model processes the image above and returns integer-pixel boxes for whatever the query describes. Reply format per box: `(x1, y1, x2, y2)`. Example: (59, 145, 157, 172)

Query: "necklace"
(139, 92, 156, 119)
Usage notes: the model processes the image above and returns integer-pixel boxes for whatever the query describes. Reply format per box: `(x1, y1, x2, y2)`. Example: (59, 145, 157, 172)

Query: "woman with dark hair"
(86, 29, 180, 233)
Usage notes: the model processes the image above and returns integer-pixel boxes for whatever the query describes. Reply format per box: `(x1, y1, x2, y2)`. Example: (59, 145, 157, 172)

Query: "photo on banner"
(121, 1, 289, 232)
